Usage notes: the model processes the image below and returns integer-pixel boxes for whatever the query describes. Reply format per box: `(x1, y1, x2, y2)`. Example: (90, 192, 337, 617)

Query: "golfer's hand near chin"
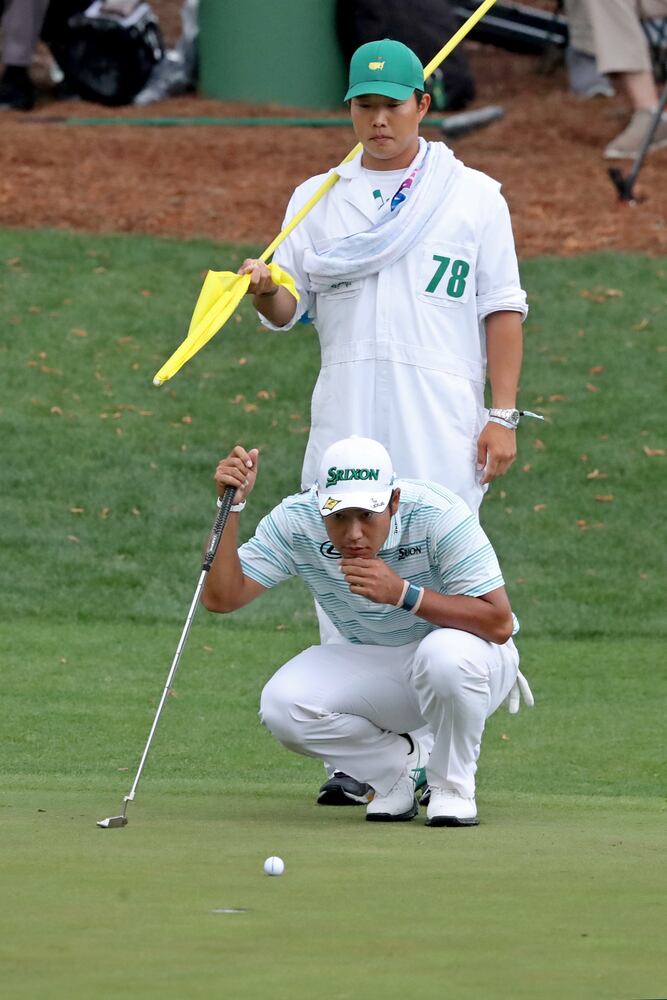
(341, 557, 404, 607)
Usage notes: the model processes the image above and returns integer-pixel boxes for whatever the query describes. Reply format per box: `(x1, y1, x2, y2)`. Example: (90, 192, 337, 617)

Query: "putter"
(97, 484, 237, 829)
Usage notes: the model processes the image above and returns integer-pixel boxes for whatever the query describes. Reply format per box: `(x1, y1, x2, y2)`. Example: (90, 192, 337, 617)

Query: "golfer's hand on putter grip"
(215, 446, 259, 505)
(238, 258, 277, 296)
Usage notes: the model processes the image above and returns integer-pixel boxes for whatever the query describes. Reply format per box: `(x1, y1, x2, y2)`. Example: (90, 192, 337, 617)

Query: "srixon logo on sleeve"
(325, 467, 380, 488)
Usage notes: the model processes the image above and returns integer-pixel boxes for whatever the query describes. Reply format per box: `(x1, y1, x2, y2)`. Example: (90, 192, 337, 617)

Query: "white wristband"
(217, 496, 246, 512)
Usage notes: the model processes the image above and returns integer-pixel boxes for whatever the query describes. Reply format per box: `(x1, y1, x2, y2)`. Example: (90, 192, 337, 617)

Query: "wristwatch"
(489, 408, 520, 429)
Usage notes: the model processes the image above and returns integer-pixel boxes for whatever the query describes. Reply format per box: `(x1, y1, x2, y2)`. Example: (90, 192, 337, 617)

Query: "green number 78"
(425, 255, 470, 299)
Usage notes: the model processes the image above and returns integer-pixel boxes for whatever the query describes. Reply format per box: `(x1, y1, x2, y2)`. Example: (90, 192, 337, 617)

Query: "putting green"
(1, 788, 664, 999)
(2, 234, 666, 998)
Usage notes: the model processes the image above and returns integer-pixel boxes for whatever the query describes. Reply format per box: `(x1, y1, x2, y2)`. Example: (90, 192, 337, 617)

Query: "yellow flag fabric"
(152, 262, 299, 386)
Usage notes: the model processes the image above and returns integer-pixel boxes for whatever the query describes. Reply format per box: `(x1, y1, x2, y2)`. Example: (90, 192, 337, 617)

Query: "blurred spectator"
(134, 0, 198, 105)
(46, 1, 163, 106)
(0, 1, 161, 110)
(563, 0, 615, 98)
(0, 0, 50, 110)
(565, 0, 667, 158)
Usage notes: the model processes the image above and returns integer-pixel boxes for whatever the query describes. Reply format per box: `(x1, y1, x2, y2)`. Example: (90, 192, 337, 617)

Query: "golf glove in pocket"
(506, 670, 535, 715)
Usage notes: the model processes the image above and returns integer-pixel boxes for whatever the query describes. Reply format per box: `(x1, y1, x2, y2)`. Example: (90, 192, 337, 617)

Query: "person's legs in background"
(583, 0, 667, 157)
(563, 0, 615, 97)
(0, 0, 50, 110)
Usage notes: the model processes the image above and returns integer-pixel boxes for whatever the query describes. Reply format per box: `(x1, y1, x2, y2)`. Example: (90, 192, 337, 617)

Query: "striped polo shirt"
(238, 479, 505, 646)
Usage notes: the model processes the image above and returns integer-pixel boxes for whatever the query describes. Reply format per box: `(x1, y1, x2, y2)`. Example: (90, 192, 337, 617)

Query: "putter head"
(96, 815, 128, 829)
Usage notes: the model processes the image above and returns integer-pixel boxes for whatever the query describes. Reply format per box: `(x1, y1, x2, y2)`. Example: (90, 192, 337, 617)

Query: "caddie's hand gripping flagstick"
(152, 0, 499, 386)
(97, 485, 236, 828)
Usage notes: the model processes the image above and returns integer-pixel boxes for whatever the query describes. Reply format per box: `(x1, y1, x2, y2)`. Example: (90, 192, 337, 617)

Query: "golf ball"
(263, 856, 285, 876)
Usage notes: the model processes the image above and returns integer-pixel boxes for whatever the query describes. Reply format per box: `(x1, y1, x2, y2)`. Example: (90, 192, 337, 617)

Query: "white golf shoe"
(425, 787, 479, 827)
(365, 737, 427, 822)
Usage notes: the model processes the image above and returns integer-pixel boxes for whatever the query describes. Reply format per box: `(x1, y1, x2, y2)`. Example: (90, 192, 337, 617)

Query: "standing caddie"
(202, 437, 533, 827)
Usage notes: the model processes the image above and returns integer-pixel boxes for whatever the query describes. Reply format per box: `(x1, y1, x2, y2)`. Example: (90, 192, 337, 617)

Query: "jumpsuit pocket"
(317, 278, 362, 300)
(417, 242, 475, 309)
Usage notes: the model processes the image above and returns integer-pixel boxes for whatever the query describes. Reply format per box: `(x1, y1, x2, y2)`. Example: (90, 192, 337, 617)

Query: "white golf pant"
(259, 629, 519, 798)
(315, 600, 434, 774)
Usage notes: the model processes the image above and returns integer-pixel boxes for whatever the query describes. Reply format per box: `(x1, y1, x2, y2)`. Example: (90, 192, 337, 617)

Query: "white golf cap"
(316, 436, 396, 517)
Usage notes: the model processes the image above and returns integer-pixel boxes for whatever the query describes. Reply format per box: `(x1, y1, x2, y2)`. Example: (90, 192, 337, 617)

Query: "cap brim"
(319, 489, 392, 517)
(344, 81, 419, 102)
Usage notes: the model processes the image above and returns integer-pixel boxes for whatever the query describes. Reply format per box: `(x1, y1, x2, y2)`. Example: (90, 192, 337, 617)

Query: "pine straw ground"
(1, 1, 666, 256)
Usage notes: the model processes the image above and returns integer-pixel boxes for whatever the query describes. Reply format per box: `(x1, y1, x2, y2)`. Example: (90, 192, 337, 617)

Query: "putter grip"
(203, 486, 236, 571)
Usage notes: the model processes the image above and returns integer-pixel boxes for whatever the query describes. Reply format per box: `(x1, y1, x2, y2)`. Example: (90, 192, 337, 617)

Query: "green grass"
(2, 232, 666, 634)
(1, 229, 666, 998)
(2, 622, 665, 800)
(2, 788, 664, 1000)
(2, 623, 666, 999)
(483, 254, 667, 638)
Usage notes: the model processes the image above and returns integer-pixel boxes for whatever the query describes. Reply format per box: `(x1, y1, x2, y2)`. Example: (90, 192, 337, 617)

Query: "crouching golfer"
(202, 436, 532, 826)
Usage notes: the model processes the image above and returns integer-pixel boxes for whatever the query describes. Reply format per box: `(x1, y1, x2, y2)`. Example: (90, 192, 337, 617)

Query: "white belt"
(319, 339, 486, 384)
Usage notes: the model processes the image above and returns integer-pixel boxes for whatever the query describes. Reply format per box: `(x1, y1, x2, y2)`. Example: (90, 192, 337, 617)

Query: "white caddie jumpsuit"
(263, 139, 528, 513)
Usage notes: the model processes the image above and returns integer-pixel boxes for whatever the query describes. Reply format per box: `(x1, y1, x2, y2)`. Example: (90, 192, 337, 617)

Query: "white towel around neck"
(303, 139, 462, 292)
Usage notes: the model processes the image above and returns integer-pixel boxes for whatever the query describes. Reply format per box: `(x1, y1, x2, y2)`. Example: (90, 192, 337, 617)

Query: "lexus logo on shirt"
(319, 541, 341, 559)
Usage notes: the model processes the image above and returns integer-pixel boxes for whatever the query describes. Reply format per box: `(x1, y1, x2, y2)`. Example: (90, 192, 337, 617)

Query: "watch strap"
(488, 415, 517, 430)
(489, 407, 520, 428)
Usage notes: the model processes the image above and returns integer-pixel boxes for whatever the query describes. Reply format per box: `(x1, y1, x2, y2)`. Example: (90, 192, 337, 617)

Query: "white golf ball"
(263, 856, 285, 876)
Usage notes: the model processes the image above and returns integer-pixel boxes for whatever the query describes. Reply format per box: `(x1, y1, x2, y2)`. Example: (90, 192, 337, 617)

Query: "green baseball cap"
(345, 39, 425, 102)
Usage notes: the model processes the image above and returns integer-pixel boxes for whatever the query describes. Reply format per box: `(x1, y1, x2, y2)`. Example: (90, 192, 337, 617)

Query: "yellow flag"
(152, 262, 299, 386)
